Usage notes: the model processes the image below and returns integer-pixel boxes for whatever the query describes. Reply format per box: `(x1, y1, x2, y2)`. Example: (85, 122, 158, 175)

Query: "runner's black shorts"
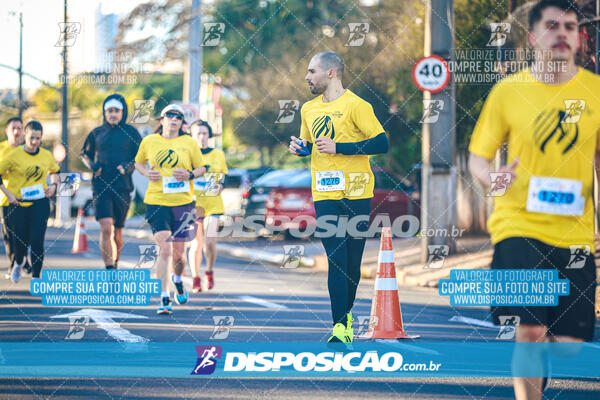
(145, 202, 196, 241)
(94, 189, 132, 228)
(490, 237, 596, 341)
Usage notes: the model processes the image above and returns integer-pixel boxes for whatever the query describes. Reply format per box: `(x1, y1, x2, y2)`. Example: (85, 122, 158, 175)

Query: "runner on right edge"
(468, 1, 599, 399)
(289, 51, 389, 343)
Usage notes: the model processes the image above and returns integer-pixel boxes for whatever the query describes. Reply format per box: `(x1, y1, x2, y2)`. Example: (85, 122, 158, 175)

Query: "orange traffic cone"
(359, 227, 419, 339)
(72, 207, 89, 253)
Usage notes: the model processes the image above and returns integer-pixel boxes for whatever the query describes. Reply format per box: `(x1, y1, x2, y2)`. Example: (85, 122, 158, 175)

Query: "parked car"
(262, 167, 420, 236)
(222, 168, 271, 216)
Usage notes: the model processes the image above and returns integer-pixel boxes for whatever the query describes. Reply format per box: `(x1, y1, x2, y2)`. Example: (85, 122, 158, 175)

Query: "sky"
(0, 0, 146, 90)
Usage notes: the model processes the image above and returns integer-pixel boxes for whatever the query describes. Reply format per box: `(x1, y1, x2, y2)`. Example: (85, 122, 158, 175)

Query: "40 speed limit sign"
(412, 55, 450, 93)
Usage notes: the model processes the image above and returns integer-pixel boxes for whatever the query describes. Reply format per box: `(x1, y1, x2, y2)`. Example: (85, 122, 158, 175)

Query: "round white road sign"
(412, 55, 450, 93)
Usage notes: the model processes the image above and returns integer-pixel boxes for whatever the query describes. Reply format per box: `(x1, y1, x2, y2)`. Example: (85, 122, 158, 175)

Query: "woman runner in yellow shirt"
(0, 121, 60, 282)
(189, 120, 228, 293)
(134, 105, 207, 314)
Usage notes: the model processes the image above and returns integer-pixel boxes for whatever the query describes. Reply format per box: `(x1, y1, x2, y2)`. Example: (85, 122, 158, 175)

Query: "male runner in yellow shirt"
(0, 117, 23, 277)
(289, 51, 389, 343)
(468, 1, 599, 398)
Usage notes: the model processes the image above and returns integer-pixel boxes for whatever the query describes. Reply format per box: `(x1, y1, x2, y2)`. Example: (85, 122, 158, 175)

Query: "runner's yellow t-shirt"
(194, 148, 227, 216)
(0, 146, 60, 207)
(299, 90, 385, 201)
(135, 133, 205, 206)
(0, 141, 15, 207)
(469, 67, 600, 249)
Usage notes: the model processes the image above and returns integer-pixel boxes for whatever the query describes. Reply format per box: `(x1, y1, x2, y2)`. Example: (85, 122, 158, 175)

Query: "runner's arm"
(80, 131, 101, 172)
(335, 132, 388, 155)
(469, 153, 492, 191)
(120, 127, 143, 174)
(0, 176, 17, 204)
(135, 162, 161, 182)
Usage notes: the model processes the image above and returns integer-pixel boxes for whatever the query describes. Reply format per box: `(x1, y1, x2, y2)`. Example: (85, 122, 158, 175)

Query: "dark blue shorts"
(145, 202, 196, 241)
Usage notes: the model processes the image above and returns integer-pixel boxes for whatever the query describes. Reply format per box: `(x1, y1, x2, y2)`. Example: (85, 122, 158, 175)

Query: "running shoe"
(345, 312, 354, 343)
(192, 277, 202, 293)
(157, 297, 172, 315)
(10, 261, 21, 283)
(171, 274, 188, 304)
(327, 323, 349, 343)
(23, 261, 32, 275)
(205, 271, 214, 290)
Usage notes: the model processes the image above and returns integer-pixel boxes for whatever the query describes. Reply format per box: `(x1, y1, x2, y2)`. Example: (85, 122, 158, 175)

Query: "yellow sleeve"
(0, 149, 14, 175)
(299, 104, 311, 142)
(134, 138, 148, 163)
(352, 100, 385, 139)
(191, 142, 205, 169)
(468, 84, 508, 160)
(217, 150, 228, 174)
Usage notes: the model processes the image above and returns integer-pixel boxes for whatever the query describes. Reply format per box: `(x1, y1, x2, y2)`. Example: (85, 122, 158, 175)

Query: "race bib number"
(162, 177, 190, 194)
(193, 177, 207, 191)
(526, 176, 584, 216)
(315, 170, 345, 192)
(20, 184, 45, 201)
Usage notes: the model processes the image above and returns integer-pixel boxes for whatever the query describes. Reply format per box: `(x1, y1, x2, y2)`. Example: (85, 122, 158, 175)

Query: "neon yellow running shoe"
(327, 323, 349, 343)
(345, 312, 354, 342)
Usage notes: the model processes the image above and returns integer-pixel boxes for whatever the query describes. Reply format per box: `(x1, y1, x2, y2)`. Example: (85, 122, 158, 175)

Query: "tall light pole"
(184, 0, 202, 103)
(17, 11, 23, 119)
(421, 0, 457, 261)
(61, 0, 69, 172)
(7, 11, 23, 118)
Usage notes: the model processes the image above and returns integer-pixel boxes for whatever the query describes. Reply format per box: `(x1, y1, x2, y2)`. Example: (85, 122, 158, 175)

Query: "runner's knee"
(516, 325, 547, 342)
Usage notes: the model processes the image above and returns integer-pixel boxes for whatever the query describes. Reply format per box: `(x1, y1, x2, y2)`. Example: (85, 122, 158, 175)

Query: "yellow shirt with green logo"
(0, 141, 15, 206)
(299, 90, 384, 201)
(135, 133, 205, 206)
(0, 146, 60, 207)
(469, 67, 600, 249)
(194, 148, 228, 216)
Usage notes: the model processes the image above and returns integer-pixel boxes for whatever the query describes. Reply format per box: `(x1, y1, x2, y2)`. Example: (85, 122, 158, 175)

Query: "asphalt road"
(0, 227, 599, 399)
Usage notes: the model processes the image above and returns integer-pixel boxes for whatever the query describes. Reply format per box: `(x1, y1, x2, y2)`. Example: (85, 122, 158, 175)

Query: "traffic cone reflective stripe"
(359, 227, 419, 339)
(72, 207, 88, 253)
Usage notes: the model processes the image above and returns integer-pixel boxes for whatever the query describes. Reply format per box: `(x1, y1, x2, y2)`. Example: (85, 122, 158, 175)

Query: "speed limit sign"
(412, 55, 450, 93)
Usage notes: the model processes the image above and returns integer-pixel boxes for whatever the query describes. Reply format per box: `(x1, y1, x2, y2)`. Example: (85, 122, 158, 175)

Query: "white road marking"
(449, 315, 498, 329)
(238, 295, 288, 309)
(52, 309, 149, 343)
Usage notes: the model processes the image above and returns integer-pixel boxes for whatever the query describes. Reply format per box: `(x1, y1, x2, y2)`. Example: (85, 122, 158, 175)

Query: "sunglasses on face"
(165, 112, 183, 120)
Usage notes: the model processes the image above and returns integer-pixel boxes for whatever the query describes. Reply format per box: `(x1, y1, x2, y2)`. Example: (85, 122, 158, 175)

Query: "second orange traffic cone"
(359, 227, 419, 339)
(72, 207, 89, 253)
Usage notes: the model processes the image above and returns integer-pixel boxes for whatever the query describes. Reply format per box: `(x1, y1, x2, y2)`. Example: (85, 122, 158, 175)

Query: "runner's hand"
(315, 137, 336, 154)
(6, 192, 18, 205)
(116, 165, 125, 175)
(94, 167, 102, 177)
(45, 184, 56, 198)
(172, 168, 191, 182)
(495, 158, 519, 187)
(147, 166, 162, 182)
(289, 136, 305, 155)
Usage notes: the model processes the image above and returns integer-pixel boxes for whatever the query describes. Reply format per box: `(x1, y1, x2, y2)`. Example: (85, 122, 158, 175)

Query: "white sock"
(161, 290, 170, 298)
(172, 274, 182, 283)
